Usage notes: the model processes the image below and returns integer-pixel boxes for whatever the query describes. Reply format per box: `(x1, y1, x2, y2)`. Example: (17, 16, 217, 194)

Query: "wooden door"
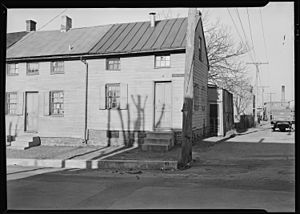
(209, 103, 218, 136)
(154, 82, 172, 129)
(25, 92, 39, 132)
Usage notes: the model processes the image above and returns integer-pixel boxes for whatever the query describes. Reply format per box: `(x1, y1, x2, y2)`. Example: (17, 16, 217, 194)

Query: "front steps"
(141, 131, 174, 152)
(7, 134, 40, 150)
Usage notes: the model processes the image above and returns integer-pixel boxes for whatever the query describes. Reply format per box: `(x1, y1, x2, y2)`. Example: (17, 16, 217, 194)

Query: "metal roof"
(6, 17, 189, 60)
(6, 31, 29, 48)
(89, 18, 187, 54)
(7, 25, 112, 59)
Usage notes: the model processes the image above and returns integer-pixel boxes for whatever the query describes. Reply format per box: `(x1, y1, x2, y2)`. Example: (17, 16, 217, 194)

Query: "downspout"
(80, 57, 88, 144)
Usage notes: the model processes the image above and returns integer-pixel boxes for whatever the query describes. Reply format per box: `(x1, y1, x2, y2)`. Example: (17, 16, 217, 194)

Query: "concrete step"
(146, 132, 173, 139)
(7, 145, 30, 150)
(141, 143, 171, 152)
(144, 138, 172, 145)
(11, 140, 32, 147)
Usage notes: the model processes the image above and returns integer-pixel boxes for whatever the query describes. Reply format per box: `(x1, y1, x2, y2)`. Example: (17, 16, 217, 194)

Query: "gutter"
(80, 57, 88, 144)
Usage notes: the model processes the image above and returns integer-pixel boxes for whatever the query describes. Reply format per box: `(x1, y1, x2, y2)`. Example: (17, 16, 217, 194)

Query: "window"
(155, 55, 170, 68)
(27, 62, 39, 75)
(199, 37, 203, 61)
(7, 63, 19, 75)
(106, 58, 120, 70)
(51, 61, 64, 74)
(106, 83, 120, 109)
(6, 92, 17, 115)
(194, 84, 200, 111)
(50, 91, 64, 115)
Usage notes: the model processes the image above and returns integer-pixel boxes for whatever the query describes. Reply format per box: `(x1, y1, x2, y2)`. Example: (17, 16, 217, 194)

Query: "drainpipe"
(80, 57, 88, 144)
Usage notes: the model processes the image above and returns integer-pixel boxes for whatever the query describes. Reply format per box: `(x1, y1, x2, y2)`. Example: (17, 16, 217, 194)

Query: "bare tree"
(202, 13, 253, 119)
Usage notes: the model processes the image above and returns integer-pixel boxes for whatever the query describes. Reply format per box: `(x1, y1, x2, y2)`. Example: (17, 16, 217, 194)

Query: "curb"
(6, 158, 178, 170)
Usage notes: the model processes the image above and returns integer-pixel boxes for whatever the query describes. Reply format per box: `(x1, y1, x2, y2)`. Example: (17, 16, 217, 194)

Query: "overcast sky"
(7, 2, 294, 104)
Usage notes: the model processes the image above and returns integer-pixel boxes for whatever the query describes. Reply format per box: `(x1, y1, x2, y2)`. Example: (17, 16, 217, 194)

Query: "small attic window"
(26, 62, 39, 75)
(51, 61, 64, 74)
(155, 55, 170, 68)
(106, 58, 120, 71)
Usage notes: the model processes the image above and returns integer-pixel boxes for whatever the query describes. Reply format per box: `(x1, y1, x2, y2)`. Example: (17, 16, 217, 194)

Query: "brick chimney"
(26, 20, 36, 31)
(61, 16, 72, 32)
(281, 85, 285, 103)
(149, 12, 156, 27)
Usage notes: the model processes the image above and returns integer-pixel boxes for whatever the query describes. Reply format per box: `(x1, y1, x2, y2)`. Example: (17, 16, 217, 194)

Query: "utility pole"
(266, 92, 275, 121)
(258, 86, 269, 121)
(246, 62, 268, 126)
(258, 86, 269, 108)
(179, 8, 199, 168)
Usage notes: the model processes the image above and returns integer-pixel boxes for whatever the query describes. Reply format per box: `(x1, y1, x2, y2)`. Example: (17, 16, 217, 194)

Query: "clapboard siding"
(6, 60, 86, 139)
(192, 19, 209, 131)
(87, 53, 185, 132)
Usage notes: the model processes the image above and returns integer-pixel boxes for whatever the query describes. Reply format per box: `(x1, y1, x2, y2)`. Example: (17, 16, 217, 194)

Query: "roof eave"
(6, 48, 186, 62)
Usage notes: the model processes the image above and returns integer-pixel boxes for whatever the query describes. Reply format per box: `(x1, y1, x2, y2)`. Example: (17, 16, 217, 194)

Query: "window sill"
(50, 114, 64, 117)
(154, 66, 171, 69)
(7, 73, 19, 76)
(26, 72, 39, 76)
(51, 72, 65, 75)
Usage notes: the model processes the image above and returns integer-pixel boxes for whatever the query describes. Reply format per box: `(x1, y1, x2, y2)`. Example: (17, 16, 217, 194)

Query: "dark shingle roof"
(89, 18, 187, 54)
(6, 31, 29, 48)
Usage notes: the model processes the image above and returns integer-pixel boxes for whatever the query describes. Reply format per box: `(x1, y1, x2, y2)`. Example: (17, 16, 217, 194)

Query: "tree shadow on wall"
(110, 95, 148, 148)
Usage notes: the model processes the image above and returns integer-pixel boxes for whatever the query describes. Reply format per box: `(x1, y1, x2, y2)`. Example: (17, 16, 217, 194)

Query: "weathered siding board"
(87, 53, 185, 133)
(6, 60, 86, 139)
(192, 18, 209, 133)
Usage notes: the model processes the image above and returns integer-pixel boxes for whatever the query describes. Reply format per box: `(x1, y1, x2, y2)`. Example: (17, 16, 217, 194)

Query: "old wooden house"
(6, 12, 209, 151)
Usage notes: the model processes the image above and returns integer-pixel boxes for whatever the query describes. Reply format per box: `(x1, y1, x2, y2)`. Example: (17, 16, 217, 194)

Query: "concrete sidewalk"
(6, 133, 235, 170)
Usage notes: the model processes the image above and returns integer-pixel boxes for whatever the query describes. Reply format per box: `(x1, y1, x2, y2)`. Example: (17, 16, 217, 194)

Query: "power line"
(38, 9, 68, 31)
(259, 8, 269, 62)
(235, 8, 255, 62)
(246, 8, 257, 61)
(227, 8, 254, 62)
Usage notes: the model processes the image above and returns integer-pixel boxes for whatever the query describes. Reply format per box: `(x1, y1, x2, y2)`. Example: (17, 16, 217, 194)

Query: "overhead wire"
(259, 8, 269, 62)
(246, 8, 257, 61)
(227, 8, 254, 62)
(235, 8, 255, 62)
(38, 9, 68, 31)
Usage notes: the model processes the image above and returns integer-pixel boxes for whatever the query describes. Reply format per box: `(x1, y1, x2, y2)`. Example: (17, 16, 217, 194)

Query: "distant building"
(208, 85, 234, 137)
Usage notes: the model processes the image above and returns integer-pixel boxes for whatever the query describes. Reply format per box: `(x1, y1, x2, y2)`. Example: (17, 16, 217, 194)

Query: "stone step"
(144, 138, 172, 145)
(141, 143, 171, 152)
(10, 139, 40, 148)
(146, 132, 173, 139)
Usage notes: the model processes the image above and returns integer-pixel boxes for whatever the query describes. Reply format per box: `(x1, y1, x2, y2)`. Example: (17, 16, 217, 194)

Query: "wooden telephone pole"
(246, 62, 268, 125)
(179, 8, 199, 168)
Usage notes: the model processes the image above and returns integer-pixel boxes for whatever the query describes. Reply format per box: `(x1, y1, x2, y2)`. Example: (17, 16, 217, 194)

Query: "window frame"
(50, 61, 64, 74)
(106, 58, 121, 71)
(105, 83, 120, 110)
(154, 54, 171, 68)
(26, 62, 39, 75)
(6, 92, 18, 115)
(7, 63, 19, 76)
(50, 90, 64, 116)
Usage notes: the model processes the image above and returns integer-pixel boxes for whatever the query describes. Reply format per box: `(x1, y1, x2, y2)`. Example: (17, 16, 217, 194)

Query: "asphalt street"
(6, 125, 295, 211)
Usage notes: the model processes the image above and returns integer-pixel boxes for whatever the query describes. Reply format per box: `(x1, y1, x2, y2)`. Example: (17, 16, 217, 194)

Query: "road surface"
(6, 125, 295, 211)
